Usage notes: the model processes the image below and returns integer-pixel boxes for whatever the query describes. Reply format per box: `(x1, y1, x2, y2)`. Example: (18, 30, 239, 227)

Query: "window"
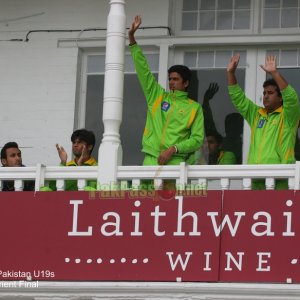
(263, 0, 300, 29)
(81, 50, 159, 166)
(183, 49, 246, 164)
(181, 0, 252, 31)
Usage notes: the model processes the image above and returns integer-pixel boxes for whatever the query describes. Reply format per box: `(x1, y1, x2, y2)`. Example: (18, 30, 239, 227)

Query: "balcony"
(1, 162, 300, 191)
(0, 163, 300, 299)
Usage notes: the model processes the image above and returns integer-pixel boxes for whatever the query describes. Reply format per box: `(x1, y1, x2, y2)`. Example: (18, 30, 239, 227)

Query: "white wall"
(0, 0, 170, 166)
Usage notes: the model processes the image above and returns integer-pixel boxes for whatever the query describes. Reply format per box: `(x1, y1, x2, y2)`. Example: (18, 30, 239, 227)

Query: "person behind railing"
(187, 130, 236, 165)
(41, 129, 97, 191)
(0, 142, 34, 191)
(227, 54, 300, 189)
(201, 82, 243, 164)
(222, 112, 243, 164)
(128, 15, 204, 189)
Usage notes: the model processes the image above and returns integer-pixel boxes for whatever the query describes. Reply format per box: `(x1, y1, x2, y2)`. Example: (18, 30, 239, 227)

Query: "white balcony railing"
(1, 162, 300, 191)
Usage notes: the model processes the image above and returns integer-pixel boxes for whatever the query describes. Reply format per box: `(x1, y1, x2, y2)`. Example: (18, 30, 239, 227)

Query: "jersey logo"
(257, 119, 266, 128)
(161, 101, 170, 112)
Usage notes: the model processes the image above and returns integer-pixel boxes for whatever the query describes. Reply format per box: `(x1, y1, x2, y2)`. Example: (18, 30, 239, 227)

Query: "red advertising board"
(0, 190, 299, 283)
(220, 190, 300, 283)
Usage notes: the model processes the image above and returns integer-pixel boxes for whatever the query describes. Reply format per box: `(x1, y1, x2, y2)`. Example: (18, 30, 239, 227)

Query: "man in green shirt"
(128, 15, 204, 168)
(227, 54, 300, 189)
(43, 129, 97, 191)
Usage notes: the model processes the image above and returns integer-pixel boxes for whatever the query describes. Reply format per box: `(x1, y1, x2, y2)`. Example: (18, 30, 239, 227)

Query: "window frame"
(173, 0, 256, 36)
(76, 39, 300, 165)
(173, 0, 300, 36)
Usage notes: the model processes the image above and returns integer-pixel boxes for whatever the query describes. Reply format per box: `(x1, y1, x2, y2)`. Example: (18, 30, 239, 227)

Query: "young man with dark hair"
(188, 131, 236, 165)
(1, 142, 35, 191)
(168, 65, 191, 84)
(57, 129, 96, 166)
(227, 54, 300, 189)
(128, 15, 204, 167)
(43, 129, 97, 191)
(206, 131, 236, 165)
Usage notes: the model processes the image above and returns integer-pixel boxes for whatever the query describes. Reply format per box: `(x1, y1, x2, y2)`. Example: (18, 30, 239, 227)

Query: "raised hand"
(77, 145, 89, 166)
(128, 15, 141, 44)
(56, 144, 67, 165)
(227, 53, 240, 73)
(260, 55, 277, 74)
(129, 15, 141, 35)
(203, 82, 219, 102)
(227, 54, 240, 85)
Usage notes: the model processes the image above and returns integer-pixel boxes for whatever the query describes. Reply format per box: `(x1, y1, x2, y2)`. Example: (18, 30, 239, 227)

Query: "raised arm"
(128, 15, 141, 45)
(202, 82, 219, 134)
(260, 55, 288, 90)
(227, 54, 240, 86)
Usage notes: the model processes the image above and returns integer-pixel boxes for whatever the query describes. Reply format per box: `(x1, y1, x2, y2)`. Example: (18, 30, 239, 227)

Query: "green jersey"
(130, 43, 204, 159)
(228, 84, 300, 164)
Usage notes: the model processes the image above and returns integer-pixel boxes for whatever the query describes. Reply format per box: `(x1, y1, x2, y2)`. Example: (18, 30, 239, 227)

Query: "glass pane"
(200, 0, 216, 10)
(182, 12, 198, 30)
(281, 8, 298, 28)
(215, 51, 232, 67)
(183, 0, 198, 11)
(87, 55, 105, 73)
(263, 9, 280, 28)
(125, 53, 159, 72)
(217, 11, 233, 29)
(235, 0, 251, 9)
(264, 0, 280, 8)
(85, 73, 158, 166)
(282, 0, 298, 8)
(199, 11, 215, 29)
(146, 54, 159, 72)
(85, 75, 104, 161)
(184, 52, 197, 68)
(234, 10, 250, 29)
(266, 49, 280, 59)
(124, 55, 135, 72)
(280, 50, 298, 66)
(189, 69, 245, 164)
(198, 51, 214, 67)
(217, 0, 233, 10)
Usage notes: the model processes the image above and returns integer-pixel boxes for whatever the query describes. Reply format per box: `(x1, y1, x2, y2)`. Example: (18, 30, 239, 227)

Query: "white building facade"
(0, 0, 299, 167)
(0, 0, 300, 299)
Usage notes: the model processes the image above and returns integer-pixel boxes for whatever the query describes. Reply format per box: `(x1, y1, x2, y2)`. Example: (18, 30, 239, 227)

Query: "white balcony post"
(98, 0, 126, 189)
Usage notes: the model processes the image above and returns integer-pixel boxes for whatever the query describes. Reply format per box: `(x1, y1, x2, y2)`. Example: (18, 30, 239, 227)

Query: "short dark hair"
(206, 130, 223, 145)
(225, 113, 243, 136)
(71, 129, 96, 154)
(263, 78, 281, 96)
(1, 142, 19, 160)
(168, 65, 191, 83)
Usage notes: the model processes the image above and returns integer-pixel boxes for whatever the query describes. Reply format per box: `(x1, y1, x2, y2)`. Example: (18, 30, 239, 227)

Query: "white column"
(98, 0, 126, 189)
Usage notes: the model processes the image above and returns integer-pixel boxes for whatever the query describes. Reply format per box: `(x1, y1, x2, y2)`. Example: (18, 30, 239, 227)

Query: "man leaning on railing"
(227, 54, 300, 189)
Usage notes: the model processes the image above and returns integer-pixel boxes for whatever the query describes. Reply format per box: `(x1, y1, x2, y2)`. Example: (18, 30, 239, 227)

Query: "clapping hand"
(56, 144, 67, 165)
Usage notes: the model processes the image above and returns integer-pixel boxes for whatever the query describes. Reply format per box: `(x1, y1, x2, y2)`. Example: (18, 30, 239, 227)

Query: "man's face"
(168, 72, 189, 92)
(72, 138, 92, 157)
(72, 138, 87, 157)
(1, 147, 22, 167)
(206, 136, 220, 155)
(263, 85, 282, 113)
